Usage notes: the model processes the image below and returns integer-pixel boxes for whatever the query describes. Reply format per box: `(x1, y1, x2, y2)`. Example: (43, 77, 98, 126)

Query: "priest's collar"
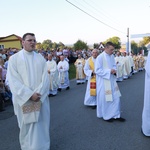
(104, 51, 111, 56)
(92, 56, 96, 60)
(23, 49, 34, 55)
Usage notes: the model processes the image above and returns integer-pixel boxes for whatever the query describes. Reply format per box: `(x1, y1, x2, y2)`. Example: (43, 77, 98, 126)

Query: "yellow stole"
(89, 57, 96, 96)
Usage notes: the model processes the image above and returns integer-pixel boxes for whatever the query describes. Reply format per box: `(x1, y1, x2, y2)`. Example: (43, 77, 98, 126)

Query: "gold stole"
(89, 57, 96, 96)
(22, 100, 41, 124)
(102, 53, 121, 101)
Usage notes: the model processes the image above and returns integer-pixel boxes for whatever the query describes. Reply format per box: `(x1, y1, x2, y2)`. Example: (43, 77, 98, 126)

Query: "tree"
(41, 39, 53, 50)
(139, 40, 145, 47)
(142, 36, 150, 45)
(103, 36, 121, 49)
(73, 40, 88, 50)
(93, 43, 99, 49)
(36, 42, 42, 50)
(131, 40, 138, 54)
(58, 42, 65, 49)
(139, 37, 150, 55)
(52, 42, 58, 50)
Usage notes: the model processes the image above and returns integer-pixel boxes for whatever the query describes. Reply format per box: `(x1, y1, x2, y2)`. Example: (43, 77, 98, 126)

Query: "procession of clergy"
(48, 49, 145, 97)
(7, 37, 149, 150)
(48, 45, 148, 127)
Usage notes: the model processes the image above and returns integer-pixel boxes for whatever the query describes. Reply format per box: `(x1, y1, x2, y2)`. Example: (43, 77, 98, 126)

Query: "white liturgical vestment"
(142, 51, 150, 136)
(7, 49, 50, 150)
(84, 57, 97, 106)
(47, 59, 59, 95)
(95, 51, 121, 120)
(57, 60, 70, 89)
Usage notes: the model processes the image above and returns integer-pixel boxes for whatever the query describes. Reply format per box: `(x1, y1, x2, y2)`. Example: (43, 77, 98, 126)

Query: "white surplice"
(142, 51, 150, 136)
(74, 58, 86, 83)
(115, 56, 123, 81)
(57, 60, 70, 89)
(95, 52, 121, 120)
(122, 56, 131, 79)
(7, 49, 50, 150)
(84, 57, 96, 106)
(47, 59, 59, 95)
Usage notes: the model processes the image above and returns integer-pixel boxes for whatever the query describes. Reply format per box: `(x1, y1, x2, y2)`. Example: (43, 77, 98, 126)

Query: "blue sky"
(1, 0, 150, 45)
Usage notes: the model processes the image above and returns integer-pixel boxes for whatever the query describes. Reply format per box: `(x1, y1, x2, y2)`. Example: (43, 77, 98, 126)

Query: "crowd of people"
(0, 46, 92, 111)
(0, 32, 149, 150)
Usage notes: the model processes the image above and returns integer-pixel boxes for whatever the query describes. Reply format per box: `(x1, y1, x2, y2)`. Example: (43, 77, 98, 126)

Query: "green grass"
(69, 63, 76, 80)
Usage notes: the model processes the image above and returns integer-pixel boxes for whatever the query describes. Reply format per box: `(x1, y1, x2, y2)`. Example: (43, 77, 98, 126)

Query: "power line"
(73, 0, 113, 26)
(82, 0, 124, 29)
(66, 0, 126, 34)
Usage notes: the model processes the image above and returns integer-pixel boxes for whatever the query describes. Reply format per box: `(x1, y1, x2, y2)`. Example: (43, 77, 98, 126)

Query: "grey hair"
(92, 49, 99, 53)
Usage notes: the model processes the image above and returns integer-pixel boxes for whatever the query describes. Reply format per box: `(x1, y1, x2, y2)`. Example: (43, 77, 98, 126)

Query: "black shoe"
(91, 106, 96, 109)
(66, 86, 70, 90)
(58, 88, 61, 92)
(115, 117, 126, 122)
(104, 118, 114, 122)
(81, 82, 84, 84)
(77, 83, 80, 85)
(48, 94, 52, 97)
(48, 94, 56, 97)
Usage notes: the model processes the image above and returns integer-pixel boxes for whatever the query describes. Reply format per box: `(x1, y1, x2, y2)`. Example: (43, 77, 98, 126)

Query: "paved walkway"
(0, 70, 150, 150)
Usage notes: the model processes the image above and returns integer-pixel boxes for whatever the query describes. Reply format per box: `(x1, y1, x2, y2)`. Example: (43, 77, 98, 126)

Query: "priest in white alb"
(95, 42, 125, 122)
(7, 33, 50, 150)
(138, 54, 145, 71)
(122, 52, 131, 79)
(84, 49, 98, 109)
(142, 49, 150, 137)
(74, 54, 86, 84)
(47, 53, 59, 96)
(115, 51, 123, 82)
(57, 55, 70, 91)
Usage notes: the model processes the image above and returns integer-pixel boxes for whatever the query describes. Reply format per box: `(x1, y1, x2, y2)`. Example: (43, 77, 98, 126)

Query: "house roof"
(98, 42, 105, 49)
(0, 34, 22, 41)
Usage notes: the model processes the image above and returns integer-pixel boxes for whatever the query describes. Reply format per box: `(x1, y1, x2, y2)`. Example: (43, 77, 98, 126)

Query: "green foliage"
(143, 37, 150, 45)
(73, 40, 88, 50)
(103, 36, 121, 49)
(138, 46, 148, 55)
(131, 40, 138, 54)
(42, 40, 52, 50)
(69, 63, 76, 80)
(36, 42, 42, 49)
(93, 43, 99, 49)
(36, 40, 65, 51)
(52, 42, 58, 49)
(134, 37, 150, 55)
(58, 42, 65, 49)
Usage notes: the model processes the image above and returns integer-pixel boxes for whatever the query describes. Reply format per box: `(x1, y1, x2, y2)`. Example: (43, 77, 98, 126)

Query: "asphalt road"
(0, 70, 150, 150)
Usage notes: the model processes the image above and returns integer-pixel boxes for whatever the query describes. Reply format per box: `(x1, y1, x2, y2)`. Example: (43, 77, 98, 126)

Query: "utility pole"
(126, 27, 129, 53)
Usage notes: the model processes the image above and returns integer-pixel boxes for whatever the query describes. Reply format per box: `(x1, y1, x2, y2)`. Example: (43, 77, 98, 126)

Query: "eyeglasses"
(25, 39, 36, 43)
